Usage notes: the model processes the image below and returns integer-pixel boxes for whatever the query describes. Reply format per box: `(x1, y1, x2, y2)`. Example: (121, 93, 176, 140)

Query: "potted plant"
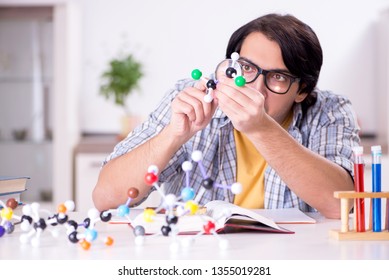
(99, 54, 143, 139)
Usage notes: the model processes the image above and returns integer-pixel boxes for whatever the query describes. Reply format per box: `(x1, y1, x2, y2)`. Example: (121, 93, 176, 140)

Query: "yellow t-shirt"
(233, 112, 293, 208)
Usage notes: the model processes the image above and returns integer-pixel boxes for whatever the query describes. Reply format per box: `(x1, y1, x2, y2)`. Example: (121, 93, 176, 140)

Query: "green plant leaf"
(99, 54, 143, 107)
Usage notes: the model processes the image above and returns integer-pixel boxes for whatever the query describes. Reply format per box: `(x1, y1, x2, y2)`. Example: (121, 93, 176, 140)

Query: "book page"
(253, 208, 316, 224)
(205, 200, 315, 227)
(204, 200, 282, 230)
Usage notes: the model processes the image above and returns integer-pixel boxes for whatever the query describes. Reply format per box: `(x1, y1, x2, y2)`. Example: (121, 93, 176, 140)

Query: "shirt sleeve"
(103, 78, 195, 165)
(310, 92, 361, 177)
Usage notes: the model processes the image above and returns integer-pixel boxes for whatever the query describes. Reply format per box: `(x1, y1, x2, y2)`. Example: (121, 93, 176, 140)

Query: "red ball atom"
(144, 172, 158, 185)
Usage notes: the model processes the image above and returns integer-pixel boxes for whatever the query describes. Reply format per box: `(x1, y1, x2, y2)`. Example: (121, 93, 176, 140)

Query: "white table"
(1, 210, 389, 260)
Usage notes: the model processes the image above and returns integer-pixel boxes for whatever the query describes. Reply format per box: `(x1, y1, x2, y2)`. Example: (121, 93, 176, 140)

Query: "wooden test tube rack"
(329, 191, 389, 240)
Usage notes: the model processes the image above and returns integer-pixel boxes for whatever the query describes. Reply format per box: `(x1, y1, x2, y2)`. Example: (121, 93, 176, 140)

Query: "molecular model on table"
(0, 198, 22, 238)
(1, 197, 76, 247)
(66, 187, 140, 250)
(1, 190, 137, 250)
(132, 150, 242, 252)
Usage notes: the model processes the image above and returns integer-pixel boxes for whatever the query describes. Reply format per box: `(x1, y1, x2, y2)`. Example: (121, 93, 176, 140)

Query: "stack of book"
(0, 176, 30, 204)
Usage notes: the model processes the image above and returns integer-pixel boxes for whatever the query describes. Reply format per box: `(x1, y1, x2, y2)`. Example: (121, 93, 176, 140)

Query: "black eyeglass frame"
(238, 58, 300, 94)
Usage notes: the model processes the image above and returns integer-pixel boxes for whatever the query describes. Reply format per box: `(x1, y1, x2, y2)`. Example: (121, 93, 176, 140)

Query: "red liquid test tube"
(352, 146, 365, 232)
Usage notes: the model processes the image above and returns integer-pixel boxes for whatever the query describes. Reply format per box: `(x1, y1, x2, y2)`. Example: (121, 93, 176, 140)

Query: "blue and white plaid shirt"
(105, 78, 360, 212)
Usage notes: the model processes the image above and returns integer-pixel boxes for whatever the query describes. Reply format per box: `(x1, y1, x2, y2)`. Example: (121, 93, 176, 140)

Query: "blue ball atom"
(117, 204, 130, 217)
(181, 187, 195, 201)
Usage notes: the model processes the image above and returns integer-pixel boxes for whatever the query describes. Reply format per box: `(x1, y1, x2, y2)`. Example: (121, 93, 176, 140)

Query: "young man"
(93, 13, 360, 218)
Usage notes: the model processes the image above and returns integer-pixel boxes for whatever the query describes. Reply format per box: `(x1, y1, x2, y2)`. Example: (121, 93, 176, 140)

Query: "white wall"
(80, 0, 389, 138)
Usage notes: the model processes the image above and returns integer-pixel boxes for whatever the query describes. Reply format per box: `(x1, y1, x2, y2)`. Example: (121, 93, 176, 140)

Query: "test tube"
(371, 145, 382, 232)
(352, 146, 365, 232)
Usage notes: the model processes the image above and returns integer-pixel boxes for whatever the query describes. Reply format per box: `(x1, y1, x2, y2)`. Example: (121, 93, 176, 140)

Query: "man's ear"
(295, 82, 308, 103)
(295, 92, 308, 103)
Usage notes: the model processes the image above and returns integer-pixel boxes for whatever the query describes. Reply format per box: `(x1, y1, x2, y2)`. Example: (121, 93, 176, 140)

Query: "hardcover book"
(0, 176, 30, 193)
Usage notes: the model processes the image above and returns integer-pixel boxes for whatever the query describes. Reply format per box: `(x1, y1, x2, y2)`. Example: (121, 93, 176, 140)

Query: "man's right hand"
(167, 81, 218, 142)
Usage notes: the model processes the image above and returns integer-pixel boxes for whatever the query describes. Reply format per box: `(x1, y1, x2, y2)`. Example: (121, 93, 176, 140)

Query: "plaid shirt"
(105, 78, 360, 212)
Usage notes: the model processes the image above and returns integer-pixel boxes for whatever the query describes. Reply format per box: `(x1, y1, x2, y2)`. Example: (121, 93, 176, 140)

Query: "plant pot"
(119, 114, 142, 140)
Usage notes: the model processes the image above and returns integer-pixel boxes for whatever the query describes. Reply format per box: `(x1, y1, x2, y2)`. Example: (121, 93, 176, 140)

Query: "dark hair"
(226, 13, 322, 103)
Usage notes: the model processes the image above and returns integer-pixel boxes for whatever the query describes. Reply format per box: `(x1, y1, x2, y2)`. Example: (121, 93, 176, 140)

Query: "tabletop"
(1, 209, 389, 260)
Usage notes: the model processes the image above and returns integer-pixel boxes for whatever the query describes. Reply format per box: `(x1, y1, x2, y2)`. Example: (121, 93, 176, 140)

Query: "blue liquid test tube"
(371, 145, 382, 232)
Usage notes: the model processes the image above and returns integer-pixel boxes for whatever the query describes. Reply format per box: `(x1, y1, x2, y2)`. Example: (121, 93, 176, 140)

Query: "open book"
(129, 200, 315, 235)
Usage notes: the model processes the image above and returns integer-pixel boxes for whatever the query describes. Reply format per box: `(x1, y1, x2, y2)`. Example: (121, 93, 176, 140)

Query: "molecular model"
(1, 188, 143, 251)
(180, 207, 233, 250)
(66, 187, 139, 250)
(0, 198, 23, 237)
(191, 52, 246, 103)
(66, 208, 114, 250)
(133, 165, 190, 252)
(133, 150, 242, 251)
(18, 200, 75, 247)
(187, 150, 242, 202)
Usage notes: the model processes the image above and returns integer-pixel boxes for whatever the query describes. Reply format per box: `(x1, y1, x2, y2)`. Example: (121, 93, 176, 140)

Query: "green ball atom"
(191, 69, 202, 80)
(234, 76, 246, 87)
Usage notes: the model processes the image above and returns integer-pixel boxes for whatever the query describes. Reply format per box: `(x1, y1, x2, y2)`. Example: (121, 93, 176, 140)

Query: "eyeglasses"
(238, 59, 300, 94)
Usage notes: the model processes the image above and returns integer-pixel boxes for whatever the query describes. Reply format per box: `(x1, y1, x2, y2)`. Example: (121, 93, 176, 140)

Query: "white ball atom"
(31, 202, 40, 213)
(182, 161, 193, 172)
(20, 220, 31, 231)
(191, 150, 203, 162)
(164, 194, 177, 207)
(148, 165, 159, 175)
(175, 205, 186, 217)
(231, 182, 243, 194)
(230, 52, 240, 61)
(22, 204, 32, 216)
(204, 94, 213, 103)
(88, 208, 100, 219)
(64, 200, 75, 212)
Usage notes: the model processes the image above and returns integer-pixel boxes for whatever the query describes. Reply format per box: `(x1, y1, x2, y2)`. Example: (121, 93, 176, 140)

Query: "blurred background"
(0, 0, 388, 211)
